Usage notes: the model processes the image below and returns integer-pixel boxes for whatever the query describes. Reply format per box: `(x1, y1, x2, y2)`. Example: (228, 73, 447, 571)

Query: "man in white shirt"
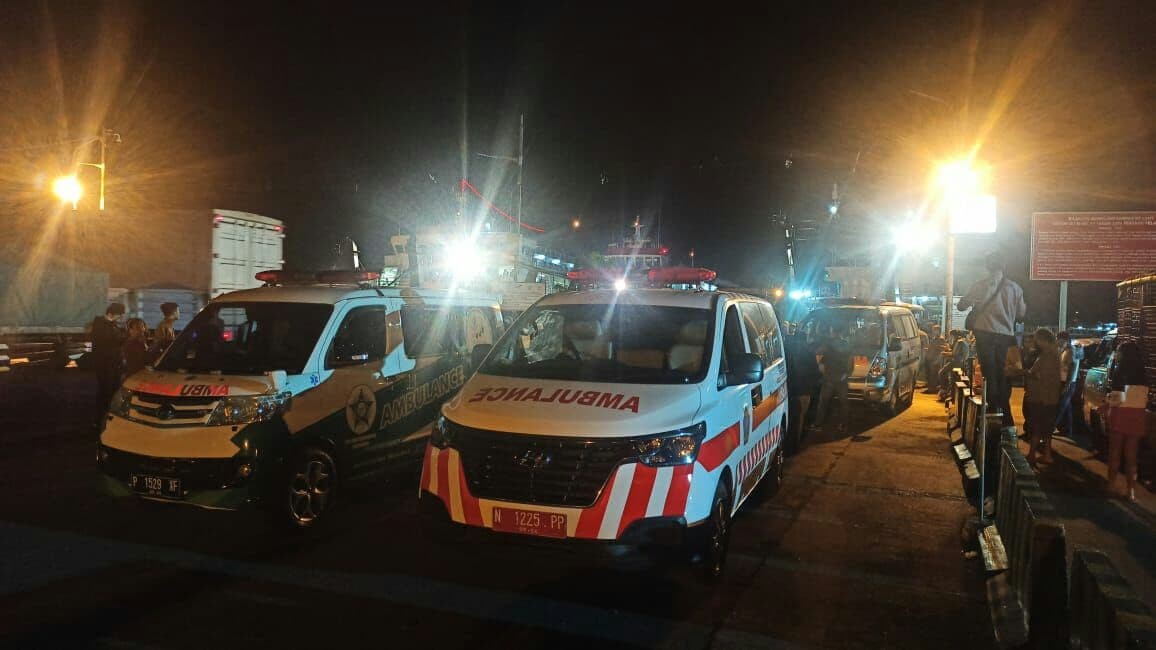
(957, 253, 1027, 430)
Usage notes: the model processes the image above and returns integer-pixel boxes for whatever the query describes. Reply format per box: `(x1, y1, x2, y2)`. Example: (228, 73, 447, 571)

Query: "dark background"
(1, 0, 1153, 323)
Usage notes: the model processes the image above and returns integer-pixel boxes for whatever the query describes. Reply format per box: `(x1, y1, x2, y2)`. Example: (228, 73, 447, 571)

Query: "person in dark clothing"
(785, 333, 821, 453)
(815, 326, 854, 432)
(123, 318, 154, 377)
(91, 303, 126, 428)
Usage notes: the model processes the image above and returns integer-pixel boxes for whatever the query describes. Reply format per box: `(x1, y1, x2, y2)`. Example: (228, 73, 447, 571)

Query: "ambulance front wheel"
(282, 446, 337, 528)
(700, 478, 733, 580)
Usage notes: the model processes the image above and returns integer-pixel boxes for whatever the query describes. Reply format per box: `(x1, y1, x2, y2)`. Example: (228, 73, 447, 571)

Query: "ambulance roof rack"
(255, 269, 381, 288)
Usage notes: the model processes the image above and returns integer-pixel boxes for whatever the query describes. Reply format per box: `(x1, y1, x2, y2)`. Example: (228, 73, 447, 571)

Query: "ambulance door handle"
(750, 385, 762, 406)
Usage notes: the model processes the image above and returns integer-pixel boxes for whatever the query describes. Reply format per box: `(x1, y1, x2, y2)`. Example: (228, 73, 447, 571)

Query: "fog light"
(236, 463, 253, 479)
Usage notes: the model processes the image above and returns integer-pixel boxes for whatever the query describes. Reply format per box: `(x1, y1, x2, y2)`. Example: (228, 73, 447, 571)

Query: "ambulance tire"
(700, 478, 733, 580)
(764, 445, 785, 498)
(281, 446, 337, 528)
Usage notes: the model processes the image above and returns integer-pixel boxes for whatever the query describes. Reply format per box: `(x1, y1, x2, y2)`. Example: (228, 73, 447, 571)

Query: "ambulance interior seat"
(617, 348, 666, 369)
(564, 320, 611, 359)
(669, 320, 708, 374)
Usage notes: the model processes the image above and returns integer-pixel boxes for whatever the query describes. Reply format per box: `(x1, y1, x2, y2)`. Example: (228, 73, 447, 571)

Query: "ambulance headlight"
(109, 388, 133, 418)
(634, 422, 706, 467)
(431, 414, 456, 449)
(207, 392, 292, 426)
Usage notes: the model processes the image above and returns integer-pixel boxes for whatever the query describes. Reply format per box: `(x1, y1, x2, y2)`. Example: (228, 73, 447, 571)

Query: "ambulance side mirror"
(471, 343, 493, 369)
(888, 335, 903, 352)
(724, 353, 764, 386)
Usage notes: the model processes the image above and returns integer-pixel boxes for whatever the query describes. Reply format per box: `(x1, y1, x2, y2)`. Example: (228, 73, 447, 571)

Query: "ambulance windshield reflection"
(156, 302, 333, 375)
(479, 303, 713, 384)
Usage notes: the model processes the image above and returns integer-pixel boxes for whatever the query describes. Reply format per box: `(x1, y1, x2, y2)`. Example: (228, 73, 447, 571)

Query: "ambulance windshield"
(156, 302, 333, 375)
(480, 303, 713, 384)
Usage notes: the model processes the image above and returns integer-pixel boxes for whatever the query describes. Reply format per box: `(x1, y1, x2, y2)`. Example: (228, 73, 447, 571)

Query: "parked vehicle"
(795, 304, 922, 415)
(420, 285, 788, 578)
(97, 270, 503, 527)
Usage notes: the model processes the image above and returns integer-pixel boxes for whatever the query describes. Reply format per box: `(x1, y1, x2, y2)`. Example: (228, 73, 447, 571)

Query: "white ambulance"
(420, 282, 788, 576)
(98, 270, 503, 527)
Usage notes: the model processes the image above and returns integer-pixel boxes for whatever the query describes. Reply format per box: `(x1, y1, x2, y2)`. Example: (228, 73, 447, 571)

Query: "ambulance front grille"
(453, 426, 637, 507)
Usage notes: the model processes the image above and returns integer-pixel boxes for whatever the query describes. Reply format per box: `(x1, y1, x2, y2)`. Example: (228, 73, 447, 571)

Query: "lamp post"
(53, 129, 120, 211)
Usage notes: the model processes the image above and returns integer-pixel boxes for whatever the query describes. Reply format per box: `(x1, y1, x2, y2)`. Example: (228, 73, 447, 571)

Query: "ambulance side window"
(759, 303, 785, 363)
(720, 304, 747, 375)
(327, 306, 386, 368)
(401, 305, 467, 358)
(738, 302, 768, 366)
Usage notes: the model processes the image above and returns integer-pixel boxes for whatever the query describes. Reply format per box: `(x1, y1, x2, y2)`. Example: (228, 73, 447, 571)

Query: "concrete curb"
(1069, 549, 1156, 650)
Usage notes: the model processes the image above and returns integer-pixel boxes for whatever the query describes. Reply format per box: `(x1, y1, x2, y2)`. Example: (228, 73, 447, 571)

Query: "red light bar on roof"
(255, 270, 316, 284)
(647, 266, 717, 284)
(315, 270, 380, 284)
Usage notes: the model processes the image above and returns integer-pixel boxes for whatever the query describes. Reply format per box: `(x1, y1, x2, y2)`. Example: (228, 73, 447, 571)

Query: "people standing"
(153, 302, 180, 356)
(1104, 341, 1147, 501)
(123, 318, 154, 377)
(785, 332, 821, 453)
(1020, 332, 1038, 437)
(1054, 331, 1081, 439)
(815, 326, 853, 433)
(1024, 328, 1061, 466)
(957, 252, 1026, 431)
(91, 303, 126, 428)
(917, 325, 931, 387)
(923, 324, 944, 394)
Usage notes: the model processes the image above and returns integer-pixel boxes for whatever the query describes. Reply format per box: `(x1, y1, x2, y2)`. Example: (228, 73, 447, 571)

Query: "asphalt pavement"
(0, 368, 991, 649)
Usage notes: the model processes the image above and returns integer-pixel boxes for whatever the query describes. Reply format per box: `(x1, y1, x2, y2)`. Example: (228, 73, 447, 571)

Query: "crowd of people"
(88, 301, 180, 429)
(781, 248, 1148, 502)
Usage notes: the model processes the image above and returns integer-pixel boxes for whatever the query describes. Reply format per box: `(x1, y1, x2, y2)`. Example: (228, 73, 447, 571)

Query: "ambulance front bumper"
(419, 445, 699, 543)
(97, 444, 262, 511)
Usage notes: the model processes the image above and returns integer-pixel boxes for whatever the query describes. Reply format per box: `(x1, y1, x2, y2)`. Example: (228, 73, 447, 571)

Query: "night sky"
(1, 0, 1154, 324)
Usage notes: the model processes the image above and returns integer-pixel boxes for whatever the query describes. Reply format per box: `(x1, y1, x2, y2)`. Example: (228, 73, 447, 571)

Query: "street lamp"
(572, 217, 581, 230)
(934, 158, 996, 328)
(53, 129, 120, 211)
(52, 175, 83, 209)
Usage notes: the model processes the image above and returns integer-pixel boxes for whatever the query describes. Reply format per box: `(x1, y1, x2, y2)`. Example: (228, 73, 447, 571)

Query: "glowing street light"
(614, 278, 627, 292)
(53, 175, 83, 209)
(572, 217, 581, 230)
(933, 158, 996, 329)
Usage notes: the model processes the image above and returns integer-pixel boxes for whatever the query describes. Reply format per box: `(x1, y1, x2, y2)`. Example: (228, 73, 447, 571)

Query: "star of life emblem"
(345, 385, 377, 435)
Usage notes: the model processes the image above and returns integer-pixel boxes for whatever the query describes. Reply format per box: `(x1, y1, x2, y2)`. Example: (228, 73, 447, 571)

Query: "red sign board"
(1030, 212, 1156, 281)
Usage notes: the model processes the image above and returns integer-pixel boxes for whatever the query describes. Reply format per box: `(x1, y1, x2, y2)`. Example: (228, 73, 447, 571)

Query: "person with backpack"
(957, 252, 1026, 431)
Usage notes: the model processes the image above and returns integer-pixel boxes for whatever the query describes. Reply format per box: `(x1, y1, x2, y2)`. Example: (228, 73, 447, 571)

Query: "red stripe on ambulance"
(457, 460, 483, 526)
(698, 422, 741, 471)
(618, 464, 657, 536)
(663, 465, 693, 516)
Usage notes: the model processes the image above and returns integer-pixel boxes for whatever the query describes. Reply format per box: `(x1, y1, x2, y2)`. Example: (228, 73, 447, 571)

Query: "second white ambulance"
(420, 282, 788, 576)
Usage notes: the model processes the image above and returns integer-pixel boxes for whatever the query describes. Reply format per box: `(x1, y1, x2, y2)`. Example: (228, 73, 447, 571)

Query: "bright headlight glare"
(207, 392, 292, 426)
(634, 422, 706, 467)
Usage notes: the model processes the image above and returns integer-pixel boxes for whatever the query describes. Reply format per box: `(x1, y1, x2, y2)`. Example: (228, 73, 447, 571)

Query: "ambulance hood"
(443, 375, 704, 437)
(122, 369, 285, 397)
